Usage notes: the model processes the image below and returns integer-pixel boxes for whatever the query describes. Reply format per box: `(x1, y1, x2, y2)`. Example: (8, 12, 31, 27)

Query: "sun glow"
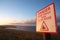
(0, 17, 16, 25)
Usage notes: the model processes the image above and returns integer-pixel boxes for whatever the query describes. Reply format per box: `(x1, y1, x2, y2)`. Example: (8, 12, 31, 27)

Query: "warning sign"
(40, 21, 49, 31)
(36, 3, 57, 34)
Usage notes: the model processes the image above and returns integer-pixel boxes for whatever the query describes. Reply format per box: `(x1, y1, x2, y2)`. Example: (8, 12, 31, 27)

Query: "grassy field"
(0, 29, 60, 40)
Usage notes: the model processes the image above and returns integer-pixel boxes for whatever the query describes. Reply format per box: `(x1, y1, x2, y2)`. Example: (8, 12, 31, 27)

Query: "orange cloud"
(11, 17, 36, 26)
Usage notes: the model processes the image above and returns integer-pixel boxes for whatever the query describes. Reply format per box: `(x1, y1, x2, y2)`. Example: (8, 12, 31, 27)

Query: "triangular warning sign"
(40, 21, 49, 31)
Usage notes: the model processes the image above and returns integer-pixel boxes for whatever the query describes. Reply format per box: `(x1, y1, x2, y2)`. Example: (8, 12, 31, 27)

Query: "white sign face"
(36, 3, 57, 34)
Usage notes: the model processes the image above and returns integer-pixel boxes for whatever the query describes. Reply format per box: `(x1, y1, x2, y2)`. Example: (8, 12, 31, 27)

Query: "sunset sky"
(0, 0, 60, 25)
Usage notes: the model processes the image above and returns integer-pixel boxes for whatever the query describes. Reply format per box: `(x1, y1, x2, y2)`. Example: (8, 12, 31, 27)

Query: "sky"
(0, 0, 60, 25)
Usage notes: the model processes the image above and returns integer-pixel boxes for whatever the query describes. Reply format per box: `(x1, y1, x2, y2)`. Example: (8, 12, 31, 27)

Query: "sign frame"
(36, 3, 58, 34)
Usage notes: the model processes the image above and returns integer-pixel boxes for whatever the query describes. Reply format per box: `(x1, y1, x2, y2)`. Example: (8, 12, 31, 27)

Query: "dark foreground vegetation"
(0, 29, 60, 40)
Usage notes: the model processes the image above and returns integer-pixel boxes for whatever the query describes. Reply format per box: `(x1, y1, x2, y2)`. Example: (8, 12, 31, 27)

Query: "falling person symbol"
(42, 25, 45, 30)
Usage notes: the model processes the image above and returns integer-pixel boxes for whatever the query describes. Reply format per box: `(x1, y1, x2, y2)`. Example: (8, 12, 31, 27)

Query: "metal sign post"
(43, 33, 46, 40)
(43, 33, 51, 40)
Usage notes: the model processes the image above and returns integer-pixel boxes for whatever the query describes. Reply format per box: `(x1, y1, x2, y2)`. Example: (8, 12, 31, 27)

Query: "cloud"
(11, 17, 36, 26)
(20, 17, 35, 26)
(57, 14, 60, 26)
(56, 14, 60, 22)
(57, 22, 60, 26)
(23, 18, 35, 24)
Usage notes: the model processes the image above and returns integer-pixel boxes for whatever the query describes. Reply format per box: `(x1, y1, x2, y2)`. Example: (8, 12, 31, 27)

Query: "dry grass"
(0, 29, 60, 40)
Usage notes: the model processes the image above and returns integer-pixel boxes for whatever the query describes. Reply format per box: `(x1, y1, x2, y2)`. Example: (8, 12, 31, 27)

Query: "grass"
(0, 29, 60, 40)
(0, 29, 43, 40)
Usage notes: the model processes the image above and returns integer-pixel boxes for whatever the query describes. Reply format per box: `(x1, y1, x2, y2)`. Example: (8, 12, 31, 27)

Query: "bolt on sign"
(36, 3, 58, 34)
